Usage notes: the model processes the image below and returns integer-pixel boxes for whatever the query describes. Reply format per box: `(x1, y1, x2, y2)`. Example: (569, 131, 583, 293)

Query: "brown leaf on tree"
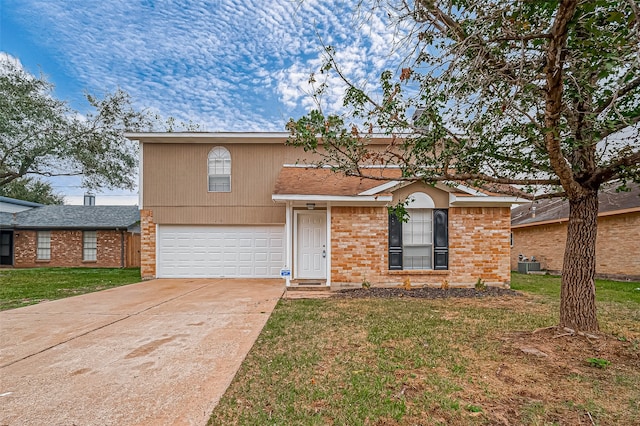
(400, 67, 412, 81)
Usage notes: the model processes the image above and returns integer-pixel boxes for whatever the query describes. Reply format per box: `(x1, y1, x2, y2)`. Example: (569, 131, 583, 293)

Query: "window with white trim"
(402, 209, 433, 269)
(83, 231, 97, 261)
(37, 231, 51, 260)
(389, 192, 449, 270)
(208, 146, 231, 192)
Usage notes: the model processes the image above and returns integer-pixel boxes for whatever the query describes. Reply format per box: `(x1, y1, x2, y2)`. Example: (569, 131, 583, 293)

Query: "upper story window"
(208, 146, 231, 192)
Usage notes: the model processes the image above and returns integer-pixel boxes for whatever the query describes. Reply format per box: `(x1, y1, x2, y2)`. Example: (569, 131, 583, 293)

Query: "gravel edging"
(333, 287, 522, 299)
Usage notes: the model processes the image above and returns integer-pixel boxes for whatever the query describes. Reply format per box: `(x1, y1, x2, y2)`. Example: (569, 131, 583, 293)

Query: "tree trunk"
(560, 189, 599, 332)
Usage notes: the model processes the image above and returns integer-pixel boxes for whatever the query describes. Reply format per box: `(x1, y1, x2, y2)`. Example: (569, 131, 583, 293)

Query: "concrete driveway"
(0, 278, 284, 425)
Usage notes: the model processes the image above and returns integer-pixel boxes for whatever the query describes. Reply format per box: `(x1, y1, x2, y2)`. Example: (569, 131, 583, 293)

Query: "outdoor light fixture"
(306, 203, 315, 210)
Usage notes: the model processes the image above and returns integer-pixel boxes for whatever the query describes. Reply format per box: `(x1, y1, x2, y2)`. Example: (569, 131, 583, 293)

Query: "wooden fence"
(125, 233, 141, 268)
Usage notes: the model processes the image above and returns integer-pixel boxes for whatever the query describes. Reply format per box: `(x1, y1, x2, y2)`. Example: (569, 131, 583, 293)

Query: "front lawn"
(210, 273, 640, 425)
(0, 267, 141, 311)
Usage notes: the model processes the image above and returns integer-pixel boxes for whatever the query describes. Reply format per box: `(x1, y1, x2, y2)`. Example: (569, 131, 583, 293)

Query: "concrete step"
(283, 290, 333, 300)
(286, 285, 330, 292)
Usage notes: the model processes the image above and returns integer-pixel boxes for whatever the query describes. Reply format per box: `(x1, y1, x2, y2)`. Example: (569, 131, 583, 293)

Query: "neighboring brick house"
(0, 201, 140, 268)
(128, 132, 525, 288)
(511, 183, 640, 280)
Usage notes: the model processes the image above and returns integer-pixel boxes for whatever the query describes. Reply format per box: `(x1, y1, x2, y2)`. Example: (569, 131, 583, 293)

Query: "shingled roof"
(0, 196, 44, 209)
(0, 212, 13, 227)
(273, 166, 402, 196)
(8, 206, 140, 229)
(512, 183, 640, 227)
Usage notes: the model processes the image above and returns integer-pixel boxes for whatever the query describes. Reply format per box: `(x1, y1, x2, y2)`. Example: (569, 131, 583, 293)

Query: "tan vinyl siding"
(152, 206, 286, 225)
(143, 142, 313, 225)
(392, 182, 450, 209)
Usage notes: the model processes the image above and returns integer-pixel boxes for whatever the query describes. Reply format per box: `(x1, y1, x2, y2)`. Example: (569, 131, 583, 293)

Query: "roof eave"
(512, 206, 640, 228)
(449, 196, 528, 207)
(126, 132, 402, 145)
(272, 194, 393, 203)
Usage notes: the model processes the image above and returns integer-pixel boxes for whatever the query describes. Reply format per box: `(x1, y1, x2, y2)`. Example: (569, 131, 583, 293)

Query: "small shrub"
(403, 277, 412, 290)
(475, 278, 486, 291)
(586, 358, 611, 369)
(361, 278, 371, 289)
(441, 279, 449, 290)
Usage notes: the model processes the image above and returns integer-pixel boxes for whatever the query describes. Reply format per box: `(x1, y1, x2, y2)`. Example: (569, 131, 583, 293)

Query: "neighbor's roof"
(512, 183, 640, 227)
(0, 196, 44, 208)
(13, 206, 140, 229)
(273, 166, 402, 196)
(0, 212, 14, 227)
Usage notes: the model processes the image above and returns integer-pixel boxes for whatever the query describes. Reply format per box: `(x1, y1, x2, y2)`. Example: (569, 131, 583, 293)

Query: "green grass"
(210, 273, 640, 425)
(510, 272, 640, 304)
(0, 267, 141, 310)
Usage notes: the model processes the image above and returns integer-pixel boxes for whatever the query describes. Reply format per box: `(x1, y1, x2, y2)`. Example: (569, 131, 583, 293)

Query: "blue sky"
(1, 0, 407, 204)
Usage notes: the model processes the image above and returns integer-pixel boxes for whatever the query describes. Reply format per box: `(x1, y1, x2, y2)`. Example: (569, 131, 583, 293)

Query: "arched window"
(389, 192, 449, 270)
(208, 147, 231, 192)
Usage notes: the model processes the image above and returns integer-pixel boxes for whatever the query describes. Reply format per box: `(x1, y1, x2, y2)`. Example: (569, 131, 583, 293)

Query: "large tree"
(0, 56, 151, 190)
(0, 176, 64, 205)
(287, 0, 640, 332)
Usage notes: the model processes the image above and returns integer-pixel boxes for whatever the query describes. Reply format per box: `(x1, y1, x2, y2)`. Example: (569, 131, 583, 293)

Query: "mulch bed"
(334, 286, 522, 299)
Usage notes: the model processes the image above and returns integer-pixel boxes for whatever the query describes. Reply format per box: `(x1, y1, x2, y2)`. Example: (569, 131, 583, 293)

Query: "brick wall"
(14, 229, 126, 268)
(331, 206, 388, 285)
(511, 211, 640, 280)
(140, 209, 156, 279)
(448, 207, 512, 287)
(330, 205, 512, 288)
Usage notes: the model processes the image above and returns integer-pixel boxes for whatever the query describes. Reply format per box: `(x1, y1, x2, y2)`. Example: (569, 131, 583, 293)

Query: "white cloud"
(9, 0, 407, 131)
(7, 0, 412, 201)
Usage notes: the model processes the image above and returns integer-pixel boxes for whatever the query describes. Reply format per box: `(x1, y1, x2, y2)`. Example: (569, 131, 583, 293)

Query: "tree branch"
(588, 148, 640, 186)
(543, 0, 582, 198)
(489, 33, 553, 43)
(595, 75, 640, 115)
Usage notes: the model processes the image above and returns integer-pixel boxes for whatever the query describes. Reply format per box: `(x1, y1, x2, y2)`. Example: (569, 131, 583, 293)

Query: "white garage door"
(157, 225, 284, 278)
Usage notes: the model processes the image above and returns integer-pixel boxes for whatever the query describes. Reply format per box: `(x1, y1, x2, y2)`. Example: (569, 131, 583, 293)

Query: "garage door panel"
(157, 225, 284, 278)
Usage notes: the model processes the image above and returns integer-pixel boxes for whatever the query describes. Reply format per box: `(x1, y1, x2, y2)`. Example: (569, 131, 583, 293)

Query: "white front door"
(296, 211, 327, 279)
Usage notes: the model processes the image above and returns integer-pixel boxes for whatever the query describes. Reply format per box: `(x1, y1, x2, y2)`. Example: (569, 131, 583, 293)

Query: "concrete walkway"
(0, 279, 284, 426)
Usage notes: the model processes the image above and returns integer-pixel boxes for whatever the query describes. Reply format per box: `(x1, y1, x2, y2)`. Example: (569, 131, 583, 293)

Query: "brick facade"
(448, 207, 512, 287)
(511, 211, 640, 280)
(140, 209, 157, 279)
(13, 229, 129, 268)
(330, 205, 512, 288)
(331, 207, 389, 285)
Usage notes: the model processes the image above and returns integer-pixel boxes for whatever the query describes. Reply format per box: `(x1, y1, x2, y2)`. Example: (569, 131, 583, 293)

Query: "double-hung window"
(83, 231, 97, 261)
(37, 231, 51, 260)
(208, 146, 231, 192)
(402, 209, 434, 269)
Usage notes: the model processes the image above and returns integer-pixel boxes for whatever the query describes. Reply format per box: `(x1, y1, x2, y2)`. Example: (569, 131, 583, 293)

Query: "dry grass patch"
(210, 280, 640, 425)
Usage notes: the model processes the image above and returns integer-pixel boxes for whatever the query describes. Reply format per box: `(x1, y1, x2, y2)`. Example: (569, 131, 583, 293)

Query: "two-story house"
(127, 132, 524, 288)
